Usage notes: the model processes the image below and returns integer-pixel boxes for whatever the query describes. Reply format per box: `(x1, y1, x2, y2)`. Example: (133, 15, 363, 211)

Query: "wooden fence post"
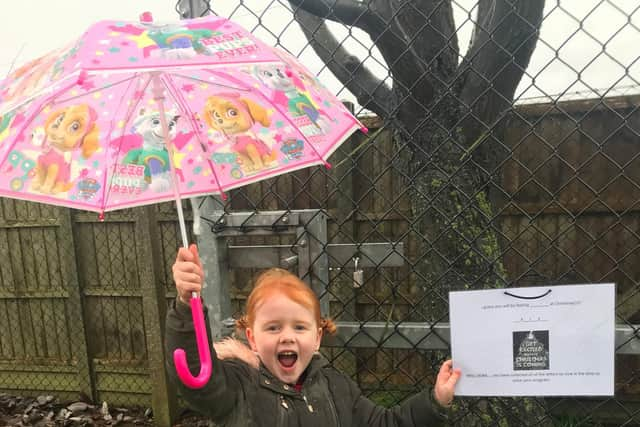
(328, 102, 358, 376)
(331, 101, 357, 319)
(59, 207, 95, 401)
(136, 206, 177, 427)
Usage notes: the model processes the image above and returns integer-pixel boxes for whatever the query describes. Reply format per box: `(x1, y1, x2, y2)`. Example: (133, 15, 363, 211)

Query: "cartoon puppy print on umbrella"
(271, 48, 337, 104)
(1, 56, 52, 104)
(30, 104, 100, 194)
(122, 108, 179, 193)
(145, 23, 213, 59)
(245, 64, 332, 137)
(203, 93, 277, 176)
(0, 43, 76, 106)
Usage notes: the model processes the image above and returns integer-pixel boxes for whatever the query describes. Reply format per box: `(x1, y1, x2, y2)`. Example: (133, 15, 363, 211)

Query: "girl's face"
(246, 294, 322, 384)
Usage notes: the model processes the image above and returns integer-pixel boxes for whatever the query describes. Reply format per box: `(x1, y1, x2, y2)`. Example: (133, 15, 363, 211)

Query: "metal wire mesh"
(188, 1, 640, 426)
(0, 1, 638, 426)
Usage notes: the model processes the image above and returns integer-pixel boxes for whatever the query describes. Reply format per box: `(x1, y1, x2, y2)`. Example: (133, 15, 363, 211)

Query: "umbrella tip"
(140, 11, 153, 23)
(360, 126, 369, 134)
(98, 212, 105, 222)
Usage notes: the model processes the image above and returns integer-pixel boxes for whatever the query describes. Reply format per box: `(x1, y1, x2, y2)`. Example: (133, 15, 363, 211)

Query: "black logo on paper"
(513, 330, 550, 370)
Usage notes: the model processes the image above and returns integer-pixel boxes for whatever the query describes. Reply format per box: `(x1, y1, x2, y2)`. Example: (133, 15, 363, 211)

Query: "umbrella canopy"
(0, 12, 366, 390)
(0, 13, 364, 215)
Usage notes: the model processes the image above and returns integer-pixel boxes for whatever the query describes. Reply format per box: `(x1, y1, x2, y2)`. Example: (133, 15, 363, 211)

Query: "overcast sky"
(1, 1, 638, 110)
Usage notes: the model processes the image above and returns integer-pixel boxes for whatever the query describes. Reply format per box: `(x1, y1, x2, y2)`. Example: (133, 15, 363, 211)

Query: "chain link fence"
(0, 0, 639, 426)
(188, 1, 640, 426)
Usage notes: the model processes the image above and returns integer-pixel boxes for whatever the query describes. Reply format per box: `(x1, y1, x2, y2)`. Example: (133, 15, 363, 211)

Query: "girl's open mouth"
(277, 351, 298, 369)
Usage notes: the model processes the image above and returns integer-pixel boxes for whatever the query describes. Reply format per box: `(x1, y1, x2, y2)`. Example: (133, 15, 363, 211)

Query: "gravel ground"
(0, 393, 210, 426)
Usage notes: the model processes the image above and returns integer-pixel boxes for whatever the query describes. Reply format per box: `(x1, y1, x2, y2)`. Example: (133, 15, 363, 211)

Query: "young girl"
(166, 245, 461, 426)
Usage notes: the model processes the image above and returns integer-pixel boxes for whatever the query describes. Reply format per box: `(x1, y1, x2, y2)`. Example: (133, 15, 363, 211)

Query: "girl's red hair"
(236, 268, 336, 335)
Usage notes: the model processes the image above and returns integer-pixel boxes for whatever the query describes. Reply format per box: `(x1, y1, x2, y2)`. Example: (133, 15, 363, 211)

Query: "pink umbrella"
(0, 12, 365, 388)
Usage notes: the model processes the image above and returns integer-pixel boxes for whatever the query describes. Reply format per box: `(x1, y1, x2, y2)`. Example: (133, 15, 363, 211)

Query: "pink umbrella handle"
(173, 296, 212, 388)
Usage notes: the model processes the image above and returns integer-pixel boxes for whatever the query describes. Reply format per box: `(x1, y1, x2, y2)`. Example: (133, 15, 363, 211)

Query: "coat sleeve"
(164, 297, 248, 421)
(335, 370, 449, 427)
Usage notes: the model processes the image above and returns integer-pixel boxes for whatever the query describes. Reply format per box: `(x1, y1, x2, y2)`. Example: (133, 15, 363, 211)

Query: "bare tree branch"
(290, 0, 544, 143)
(376, 0, 463, 123)
(290, 0, 429, 100)
(294, 8, 393, 117)
(287, 0, 376, 28)
(390, 0, 459, 87)
(473, 0, 497, 42)
(459, 0, 545, 134)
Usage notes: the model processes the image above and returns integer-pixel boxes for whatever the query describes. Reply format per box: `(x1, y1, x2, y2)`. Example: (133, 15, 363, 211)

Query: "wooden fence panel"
(0, 202, 91, 401)
(74, 212, 149, 406)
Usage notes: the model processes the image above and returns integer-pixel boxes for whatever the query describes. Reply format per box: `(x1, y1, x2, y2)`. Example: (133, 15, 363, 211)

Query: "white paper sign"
(449, 283, 615, 396)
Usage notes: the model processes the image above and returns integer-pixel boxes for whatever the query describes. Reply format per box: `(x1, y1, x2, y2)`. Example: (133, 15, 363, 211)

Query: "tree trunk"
(393, 90, 505, 321)
(286, 1, 550, 424)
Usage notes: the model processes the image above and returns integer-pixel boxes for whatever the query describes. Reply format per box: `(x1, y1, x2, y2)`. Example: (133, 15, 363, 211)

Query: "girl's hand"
(172, 244, 204, 304)
(433, 360, 461, 407)
(214, 338, 260, 369)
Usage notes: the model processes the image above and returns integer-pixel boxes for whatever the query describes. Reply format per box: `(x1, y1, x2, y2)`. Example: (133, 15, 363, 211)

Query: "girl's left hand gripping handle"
(173, 296, 212, 388)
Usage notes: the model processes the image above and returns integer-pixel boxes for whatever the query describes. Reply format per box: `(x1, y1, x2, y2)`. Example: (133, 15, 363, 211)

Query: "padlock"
(353, 257, 364, 288)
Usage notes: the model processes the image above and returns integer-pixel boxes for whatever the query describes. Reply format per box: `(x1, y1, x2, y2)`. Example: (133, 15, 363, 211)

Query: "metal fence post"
(176, 0, 210, 19)
(298, 211, 330, 316)
(196, 197, 232, 339)
(176, 0, 231, 343)
(137, 206, 177, 427)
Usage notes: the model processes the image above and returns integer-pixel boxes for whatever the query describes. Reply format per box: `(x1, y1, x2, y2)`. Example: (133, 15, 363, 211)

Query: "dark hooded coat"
(165, 299, 449, 427)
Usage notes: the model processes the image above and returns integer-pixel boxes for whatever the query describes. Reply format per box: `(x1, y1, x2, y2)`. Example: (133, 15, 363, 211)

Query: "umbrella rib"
(0, 73, 77, 117)
(82, 59, 279, 73)
(161, 74, 227, 197)
(55, 75, 138, 105)
(205, 69, 331, 168)
(4, 42, 26, 79)
(104, 74, 141, 145)
(167, 72, 247, 92)
(99, 74, 152, 213)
